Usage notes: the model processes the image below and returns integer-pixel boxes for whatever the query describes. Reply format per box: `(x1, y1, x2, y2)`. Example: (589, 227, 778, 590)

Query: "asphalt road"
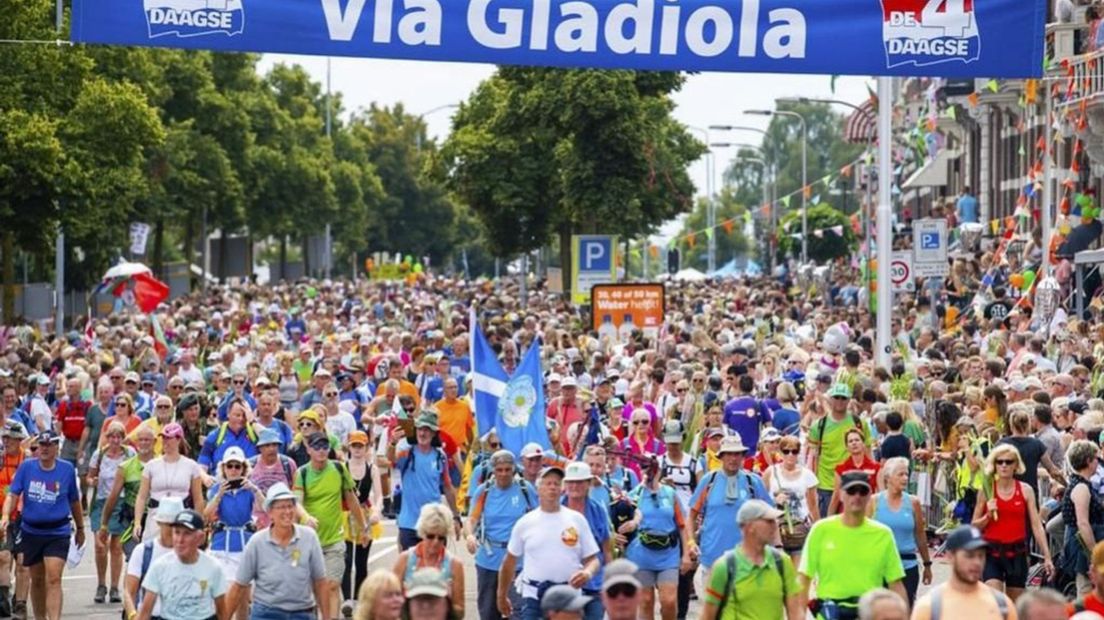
(56, 519, 950, 619)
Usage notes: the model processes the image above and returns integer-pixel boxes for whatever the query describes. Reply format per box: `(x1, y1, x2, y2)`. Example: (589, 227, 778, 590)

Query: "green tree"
(676, 186, 752, 270)
(776, 204, 856, 263)
(721, 102, 864, 235)
(440, 68, 704, 298)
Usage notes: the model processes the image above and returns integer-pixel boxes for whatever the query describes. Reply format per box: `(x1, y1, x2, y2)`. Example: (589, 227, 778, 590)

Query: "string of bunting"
(664, 151, 869, 251)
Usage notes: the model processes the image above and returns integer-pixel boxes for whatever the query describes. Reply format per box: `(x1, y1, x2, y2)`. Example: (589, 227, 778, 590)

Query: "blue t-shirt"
(11, 459, 80, 536)
(688, 470, 771, 567)
(605, 467, 639, 495)
(625, 485, 683, 572)
(207, 482, 256, 553)
(562, 496, 610, 592)
(253, 419, 293, 452)
(957, 194, 979, 223)
(772, 408, 802, 436)
(421, 378, 445, 405)
(199, 425, 259, 470)
(470, 480, 537, 570)
(394, 442, 448, 530)
(723, 396, 772, 456)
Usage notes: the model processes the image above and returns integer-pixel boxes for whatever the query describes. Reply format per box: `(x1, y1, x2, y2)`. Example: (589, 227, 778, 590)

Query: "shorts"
(982, 547, 1028, 588)
(322, 542, 345, 582)
(89, 498, 127, 537)
(209, 550, 242, 584)
(636, 568, 679, 588)
(19, 533, 70, 567)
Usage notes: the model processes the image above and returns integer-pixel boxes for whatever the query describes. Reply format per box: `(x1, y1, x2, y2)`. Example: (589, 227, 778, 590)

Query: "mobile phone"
(227, 479, 244, 490)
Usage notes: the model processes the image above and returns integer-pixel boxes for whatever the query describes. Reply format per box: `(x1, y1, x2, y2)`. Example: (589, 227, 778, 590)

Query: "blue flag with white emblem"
(470, 312, 550, 455)
(495, 343, 550, 455)
(471, 315, 507, 436)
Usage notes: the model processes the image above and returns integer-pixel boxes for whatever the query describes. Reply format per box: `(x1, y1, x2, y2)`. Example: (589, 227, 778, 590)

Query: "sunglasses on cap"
(844, 486, 871, 497)
(606, 584, 638, 599)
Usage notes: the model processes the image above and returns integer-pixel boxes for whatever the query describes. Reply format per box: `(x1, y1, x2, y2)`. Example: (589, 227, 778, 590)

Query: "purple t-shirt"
(722, 395, 771, 457)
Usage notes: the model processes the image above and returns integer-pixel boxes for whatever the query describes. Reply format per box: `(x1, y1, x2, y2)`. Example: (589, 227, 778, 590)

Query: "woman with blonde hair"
(353, 570, 403, 620)
(971, 443, 1054, 601)
(869, 457, 931, 607)
(391, 503, 464, 618)
(87, 421, 135, 604)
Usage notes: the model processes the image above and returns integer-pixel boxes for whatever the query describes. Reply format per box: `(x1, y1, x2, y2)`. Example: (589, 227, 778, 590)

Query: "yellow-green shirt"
(705, 546, 798, 620)
(798, 516, 905, 602)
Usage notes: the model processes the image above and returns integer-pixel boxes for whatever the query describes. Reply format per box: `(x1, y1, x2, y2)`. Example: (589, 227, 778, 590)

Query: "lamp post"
(709, 125, 776, 272)
(744, 109, 808, 264)
(711, 144, 771, 273)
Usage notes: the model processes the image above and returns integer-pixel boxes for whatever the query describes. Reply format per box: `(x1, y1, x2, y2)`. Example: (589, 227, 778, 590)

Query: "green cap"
(827, 382, 852, 399)
(415, 410, 439, 432)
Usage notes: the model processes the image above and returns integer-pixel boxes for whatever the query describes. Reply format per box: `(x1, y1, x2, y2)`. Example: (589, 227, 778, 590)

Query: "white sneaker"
(341, 599, 355, 619)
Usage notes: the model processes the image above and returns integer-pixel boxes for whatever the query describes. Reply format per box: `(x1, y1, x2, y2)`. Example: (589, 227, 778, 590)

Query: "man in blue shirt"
(386, 412, 459, 551)
(722, 375, 772, 457)
(217, 372, 256, 422)
(199, 399, 259, 473)
(685, 435, 772, 584)
(464, 450, 536, 620)
(562, 461, 610, 620)
(957, 187, 979, 224)
(0, 430, 84, 620)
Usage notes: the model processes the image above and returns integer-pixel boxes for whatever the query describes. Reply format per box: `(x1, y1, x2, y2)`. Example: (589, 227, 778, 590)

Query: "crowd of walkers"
(4, 269, 1104, 619)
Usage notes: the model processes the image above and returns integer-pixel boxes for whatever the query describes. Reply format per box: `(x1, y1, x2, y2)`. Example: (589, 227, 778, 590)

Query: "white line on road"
(368, 544, 396, 564)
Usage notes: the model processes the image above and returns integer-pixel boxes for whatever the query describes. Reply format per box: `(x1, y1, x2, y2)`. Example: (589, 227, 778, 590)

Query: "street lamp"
(776, 96, 874, 122)
(744, 109, 808, 264)
(686, 126, 716, 272)
(710, 144, 775, 273)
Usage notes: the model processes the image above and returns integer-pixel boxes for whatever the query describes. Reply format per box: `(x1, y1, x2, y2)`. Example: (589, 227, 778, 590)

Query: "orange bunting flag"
(967, 92, 980, 107)
(1063, 177, 1077, 189)
(1072, 158, 1082, 174)
(1076, 140, 1084, 155)
(1025, 79, 1038, 104)
(722, 220, 735, 235)
(648, 245, 659, 259)
(803, 185, 812, 200)
(1036, 136, 1046, 151)
(1079, 115, 1088, 131)
(687, 233, 696, 248)
(840, 164, 852, 178)
(926, 118, 937, 132)
(1081, 100, 1089, 115)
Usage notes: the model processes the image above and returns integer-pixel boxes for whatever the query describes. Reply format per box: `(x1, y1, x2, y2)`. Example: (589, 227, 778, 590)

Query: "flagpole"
(876, 77, 894, 369)
(469, 306, 478, 435)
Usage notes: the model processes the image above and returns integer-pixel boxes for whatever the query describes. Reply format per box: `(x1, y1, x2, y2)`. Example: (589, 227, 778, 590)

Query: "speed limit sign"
(890, 251, 914, 292)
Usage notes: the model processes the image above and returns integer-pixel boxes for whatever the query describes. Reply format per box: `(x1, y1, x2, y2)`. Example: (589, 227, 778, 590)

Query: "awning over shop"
(902, 149, 961, 189)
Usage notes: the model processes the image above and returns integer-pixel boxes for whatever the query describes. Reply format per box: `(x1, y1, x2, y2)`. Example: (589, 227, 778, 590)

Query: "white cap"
(563, 461, 595, 482)
(561, 376, 578, 388)
(520, 443, 544, 459)
(221, 446, 247, 465)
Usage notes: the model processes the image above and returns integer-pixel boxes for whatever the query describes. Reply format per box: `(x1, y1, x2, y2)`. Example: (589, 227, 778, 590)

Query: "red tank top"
(983, 480, 1028, 544)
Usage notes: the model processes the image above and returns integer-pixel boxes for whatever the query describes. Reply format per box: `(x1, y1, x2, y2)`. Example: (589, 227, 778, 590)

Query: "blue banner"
(470, 314, 507, 435)
(71, 0, 1046, 78)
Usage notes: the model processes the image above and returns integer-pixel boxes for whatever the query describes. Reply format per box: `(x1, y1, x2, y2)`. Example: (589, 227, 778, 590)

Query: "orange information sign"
(591, 284, 665, 341)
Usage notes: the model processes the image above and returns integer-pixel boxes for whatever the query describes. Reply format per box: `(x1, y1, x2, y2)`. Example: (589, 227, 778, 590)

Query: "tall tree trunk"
(301, 235, 311, 276)
(2, 230, 14, 322)
(183, 213, 195, 291)
(279, 236, 287, 282)
(152, 217, 164, 277)
(558, 221, 573, 303)
(218, 234, 228, 283)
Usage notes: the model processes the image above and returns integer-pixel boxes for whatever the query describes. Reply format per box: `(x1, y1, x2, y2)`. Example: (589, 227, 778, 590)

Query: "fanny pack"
(638, 530, 678, 550)
(811, 597, 861, 620)
(525, 579, 567, 602)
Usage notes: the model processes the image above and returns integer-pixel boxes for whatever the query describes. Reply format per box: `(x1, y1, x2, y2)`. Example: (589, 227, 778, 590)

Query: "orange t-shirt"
(435, 399, 473, 448)
(0, 452, 25, 518)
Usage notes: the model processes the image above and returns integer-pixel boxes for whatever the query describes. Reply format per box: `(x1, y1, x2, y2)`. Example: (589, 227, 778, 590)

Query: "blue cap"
(256, 427, 283, 447)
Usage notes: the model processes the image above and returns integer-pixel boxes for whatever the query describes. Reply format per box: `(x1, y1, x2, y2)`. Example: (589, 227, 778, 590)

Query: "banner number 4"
(922, 0, 973, 37)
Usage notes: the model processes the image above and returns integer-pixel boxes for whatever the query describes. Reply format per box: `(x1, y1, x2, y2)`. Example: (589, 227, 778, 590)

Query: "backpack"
(698, 469, 760, 525)
(128, 539, 157, 615)
(215, 422, 257, 448)
(716, 547, 787, 613)
(298, 460, 352, 509)
(247, 454, 295, 487)
(660, 454, 699, 491)
(813, 413, 864, 448)
(471, 478, 535, 544)
(930, 583, 1008, 620)
(399, 445, 447, 494)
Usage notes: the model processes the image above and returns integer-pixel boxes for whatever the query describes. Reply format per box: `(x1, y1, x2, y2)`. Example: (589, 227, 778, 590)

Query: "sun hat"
(256, 427, 283, 447)
(541, 585, 591, 613)
(161, 422, 184, 439)
(716, 435, 749, 455)
(602, 559, 642, 591)
(220, 446, 247, 465)
(736, 499, 784, 525)
(153, 497, 186, 524)
(405, 567, 449, 598)
(263, 482, 297, 511)
(563, 461, 595, 483)
(826, 383, 853, 399)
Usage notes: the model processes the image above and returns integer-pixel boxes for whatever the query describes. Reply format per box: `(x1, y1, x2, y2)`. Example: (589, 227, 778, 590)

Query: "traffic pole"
(876, 77, 894, 369)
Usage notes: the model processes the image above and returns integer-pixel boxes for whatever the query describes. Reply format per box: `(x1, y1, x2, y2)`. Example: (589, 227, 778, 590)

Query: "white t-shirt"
(142, 550, 227, 620)
(143, 458, 201, 501)
(506, 507, 600, 598)
(29, 397, 52, 432)
(127, 539, 172, 617)
(766, 464, 818, 521)
(324, 411, 358, 445)
(177, 366, 203, 386)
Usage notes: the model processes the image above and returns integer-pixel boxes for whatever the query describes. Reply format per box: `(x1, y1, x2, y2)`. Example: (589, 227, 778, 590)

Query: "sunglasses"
(606, 584, 638, 599)
(156, 405, 171, 410)
(995, 459, 1016, 466)
(232, 380, 246, 385)
(423, 533, 447, 542)
(324, 392, 337, 398)
(633, 420, 649, 426)
(780, 449, 800, 455)
(299, 422, 316, 428)
(29, 446, 38, 453)
(115, 402, 129, 407)
(403, 407, 416, 413)
(832, 396, 848, 401)
(224, 463, 244, 470)
(677, 389, 688, 394)
(844, 486, 871, 497)
(488, 442, 502, 449)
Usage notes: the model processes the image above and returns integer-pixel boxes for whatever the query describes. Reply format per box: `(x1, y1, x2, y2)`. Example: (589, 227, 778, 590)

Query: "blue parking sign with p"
(581, 238, 612, 270)
(921, 233, 940, 249)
